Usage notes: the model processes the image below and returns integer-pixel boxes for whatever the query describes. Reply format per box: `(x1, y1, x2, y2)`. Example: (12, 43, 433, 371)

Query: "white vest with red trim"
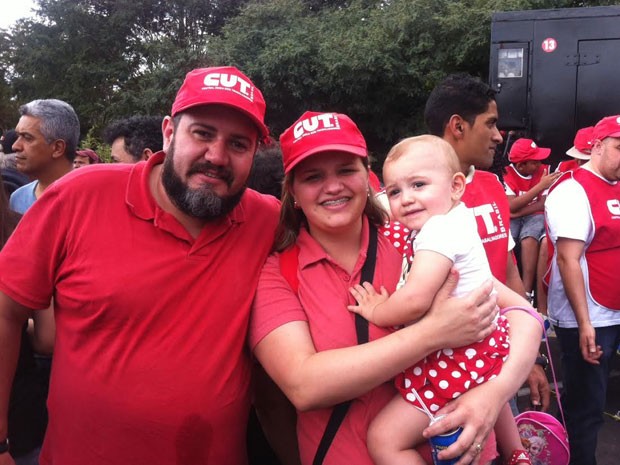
(546, 168, 620, 326)
(462, 170, 510, 284)
(503, 164, 549, 212)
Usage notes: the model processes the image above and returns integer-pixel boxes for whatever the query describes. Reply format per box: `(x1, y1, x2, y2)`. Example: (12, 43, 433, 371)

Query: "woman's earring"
(293, 200, 299, 208)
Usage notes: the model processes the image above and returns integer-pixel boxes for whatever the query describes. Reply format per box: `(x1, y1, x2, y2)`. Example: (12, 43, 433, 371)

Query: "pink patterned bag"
(515, 411, 569, 465)
(502, 307, 570, 465)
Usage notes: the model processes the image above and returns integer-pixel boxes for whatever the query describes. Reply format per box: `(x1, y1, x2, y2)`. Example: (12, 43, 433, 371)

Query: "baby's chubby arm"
(348, 249, 453, 327)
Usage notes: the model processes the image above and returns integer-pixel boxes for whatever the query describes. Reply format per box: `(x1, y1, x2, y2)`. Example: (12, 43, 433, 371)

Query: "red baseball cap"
(171, 66, 269, 140)
(566, 126, 593, 160)
(76, 149, 100, 164)
(280, 111, 367, 174)
(508, 138, 551, 163)
(592, 115, 620, 141)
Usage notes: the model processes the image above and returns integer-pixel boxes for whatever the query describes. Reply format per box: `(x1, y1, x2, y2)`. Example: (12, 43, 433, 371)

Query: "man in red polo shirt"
(424, 74, 550, 416)
(0, 67, 279, 465)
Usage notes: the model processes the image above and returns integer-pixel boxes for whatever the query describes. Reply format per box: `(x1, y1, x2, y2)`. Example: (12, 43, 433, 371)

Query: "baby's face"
(383, 148, 456, 231)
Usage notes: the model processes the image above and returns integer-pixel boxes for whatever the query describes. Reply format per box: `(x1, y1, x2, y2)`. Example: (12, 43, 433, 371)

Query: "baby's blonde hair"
(384, 134, 460, 176)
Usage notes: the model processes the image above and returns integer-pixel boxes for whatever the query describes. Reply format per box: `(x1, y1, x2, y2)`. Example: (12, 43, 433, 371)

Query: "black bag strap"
(312, 225, 377, 465)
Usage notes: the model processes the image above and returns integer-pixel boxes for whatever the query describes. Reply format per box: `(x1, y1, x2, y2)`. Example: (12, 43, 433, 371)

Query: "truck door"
(576, 39, 620, 129)
(491, 42, 530, 129)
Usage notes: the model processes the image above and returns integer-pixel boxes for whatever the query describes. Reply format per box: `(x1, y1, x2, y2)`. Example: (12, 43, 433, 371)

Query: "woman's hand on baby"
(348, 282, 389, 322)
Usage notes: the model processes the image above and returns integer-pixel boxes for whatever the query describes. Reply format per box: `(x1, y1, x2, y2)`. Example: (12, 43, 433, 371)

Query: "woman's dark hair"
(0, 176, 20, 248)
(273, 159, 388, 252)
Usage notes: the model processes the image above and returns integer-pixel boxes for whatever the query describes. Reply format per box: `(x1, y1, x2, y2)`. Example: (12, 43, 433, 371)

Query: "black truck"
(489, 5, 620, 167)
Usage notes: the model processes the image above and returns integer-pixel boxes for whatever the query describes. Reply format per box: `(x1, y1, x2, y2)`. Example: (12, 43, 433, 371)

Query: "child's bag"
(515, 410, 569, 465)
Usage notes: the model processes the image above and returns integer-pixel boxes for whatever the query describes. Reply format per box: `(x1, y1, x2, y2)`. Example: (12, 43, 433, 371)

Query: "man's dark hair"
(103, 116, 163, 162)
(1, 130, 18, 154)
(424, 73, 496, 136)
(247, 143, 284, 200)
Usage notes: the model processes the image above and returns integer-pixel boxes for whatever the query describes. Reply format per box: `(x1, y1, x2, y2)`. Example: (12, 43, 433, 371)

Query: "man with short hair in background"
(103, 115, 163, 163)
(9, 99, 80, 214)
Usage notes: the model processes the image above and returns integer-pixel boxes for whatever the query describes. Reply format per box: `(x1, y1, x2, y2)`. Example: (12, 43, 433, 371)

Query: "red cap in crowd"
(77, 149, 100, 164)
(368, 170, 382, 192)
(592, 115, 620, 141)
(171, 66, 269, 140)
(566, 126, 593, 160)
(509, 138, 551, 164)
(280, 111, 367, 174)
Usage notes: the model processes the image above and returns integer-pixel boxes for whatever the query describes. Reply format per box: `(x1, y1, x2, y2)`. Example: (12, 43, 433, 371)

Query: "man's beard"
(161, 141, 246, 220)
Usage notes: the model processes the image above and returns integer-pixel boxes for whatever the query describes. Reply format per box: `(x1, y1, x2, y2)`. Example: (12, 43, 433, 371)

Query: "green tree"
(0, 0, 248, 137)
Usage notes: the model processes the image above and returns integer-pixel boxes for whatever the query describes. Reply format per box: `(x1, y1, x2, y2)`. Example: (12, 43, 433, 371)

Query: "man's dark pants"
(555, 325, 620, 465)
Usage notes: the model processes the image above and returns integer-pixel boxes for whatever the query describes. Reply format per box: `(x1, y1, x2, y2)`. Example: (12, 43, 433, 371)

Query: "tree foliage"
(0, 0, 616, 156)
(0, 0, 247, 135)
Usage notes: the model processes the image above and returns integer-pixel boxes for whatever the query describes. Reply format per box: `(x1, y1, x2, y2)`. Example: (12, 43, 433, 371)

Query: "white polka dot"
(424, 390, 434, 399)
(465, 348, 477, 359)
(452, 392, 461, 398)
(413, 366, 422, 376)
(393, 241, 401, 248)
(406, 393, 416, 403)
(394, 225, 401, 231)
(464, 381, 471, 389)
(477, 376, 485, 384)
(488, 337, 496, 347)
(429, 369, 438, 378)
(439, 380, 449, 389)
(442, 348, 454, 356)
(383, 231, 390, 236)
(393, 233, 401, 239)
(451, 371, 461, 378)
(438, 361, 448, 369)
(458, 362, 467, 371)
(475, 360, 485, 369)
(489, 374, 497, 380)
(404, 378, 412, 389)
(430, 404, 440, 412)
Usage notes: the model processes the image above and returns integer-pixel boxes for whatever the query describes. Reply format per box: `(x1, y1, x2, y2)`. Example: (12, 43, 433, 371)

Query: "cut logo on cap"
(202, 72, 255, 102)
(293, 113, 341, 142)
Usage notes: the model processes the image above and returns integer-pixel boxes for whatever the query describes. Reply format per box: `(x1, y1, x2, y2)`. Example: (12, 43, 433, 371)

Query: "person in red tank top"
(537, 126, 593, 316)
(424, 74, 549, 462)
(544, 115, 620, 465)
(503, 138, 561, 300)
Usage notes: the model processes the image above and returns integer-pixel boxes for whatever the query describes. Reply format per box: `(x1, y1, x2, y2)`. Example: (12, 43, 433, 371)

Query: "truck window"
(498, 48, 523, 78)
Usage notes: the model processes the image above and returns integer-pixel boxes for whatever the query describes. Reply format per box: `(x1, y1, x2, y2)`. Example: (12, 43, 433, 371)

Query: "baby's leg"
(367, 394, 429, 465)
(494, 403, 531, 464)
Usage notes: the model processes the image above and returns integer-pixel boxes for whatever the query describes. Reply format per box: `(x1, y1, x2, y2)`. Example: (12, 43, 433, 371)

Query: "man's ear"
(447, 115, 466, 140)
(142, 148, 154, 161)
(162, 116, 175, 151)
(51, 139, 67, 160)
(451, 172, 467, 200)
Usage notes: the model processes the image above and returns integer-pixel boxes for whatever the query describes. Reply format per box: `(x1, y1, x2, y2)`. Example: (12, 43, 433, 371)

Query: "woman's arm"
(254, 269, 498, 412)
(423, 304, 542, 465)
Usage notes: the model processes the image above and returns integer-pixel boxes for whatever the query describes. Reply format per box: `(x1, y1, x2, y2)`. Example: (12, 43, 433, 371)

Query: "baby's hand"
(348, 281, 389, 322)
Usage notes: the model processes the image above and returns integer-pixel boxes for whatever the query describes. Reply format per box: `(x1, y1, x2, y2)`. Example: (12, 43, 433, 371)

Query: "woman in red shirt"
(250, 111, 542, 465)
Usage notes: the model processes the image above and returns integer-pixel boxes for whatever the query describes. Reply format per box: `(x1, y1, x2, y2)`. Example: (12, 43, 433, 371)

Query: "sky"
(0, 0, 36, 30)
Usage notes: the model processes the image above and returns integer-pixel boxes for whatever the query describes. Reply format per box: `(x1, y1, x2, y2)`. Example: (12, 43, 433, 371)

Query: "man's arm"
(503, 250, 551, 409)
(504, 252, 526, 297)
(507, 171, 562, 215)
(0, 292, 32, 464)
(556, 237, 602, 364)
